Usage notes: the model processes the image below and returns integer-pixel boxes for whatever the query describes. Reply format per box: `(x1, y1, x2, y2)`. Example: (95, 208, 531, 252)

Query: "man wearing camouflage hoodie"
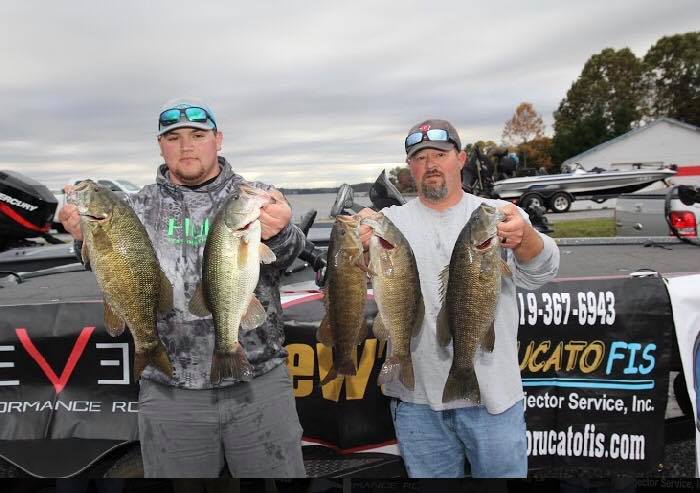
(58, 98, 307, 478)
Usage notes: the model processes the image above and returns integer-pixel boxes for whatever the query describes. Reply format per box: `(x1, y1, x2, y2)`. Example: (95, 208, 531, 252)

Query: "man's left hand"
(260, 189, 292, 240)
(497, 203, 526, 250)
(497, 203, 544, 262)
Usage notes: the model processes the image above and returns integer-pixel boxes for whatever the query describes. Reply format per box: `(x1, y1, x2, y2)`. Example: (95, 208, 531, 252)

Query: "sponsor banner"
(666, 274, 700, 478)
(0, 277, 672, 475)
(0, 302, 139, 442)
(519, 277, 672, 473)
(285, 277, 672, 473)
(284, 294, 396, 452)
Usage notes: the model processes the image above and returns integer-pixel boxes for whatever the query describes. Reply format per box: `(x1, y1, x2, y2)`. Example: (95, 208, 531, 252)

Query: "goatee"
(421, 181, 448, 202)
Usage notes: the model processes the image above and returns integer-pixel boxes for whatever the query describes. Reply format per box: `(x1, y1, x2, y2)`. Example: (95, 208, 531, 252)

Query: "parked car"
(615, 187, 699, 238)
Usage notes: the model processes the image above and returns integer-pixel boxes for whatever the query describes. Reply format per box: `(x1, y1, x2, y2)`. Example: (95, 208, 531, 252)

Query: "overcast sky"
(1, 1, 698, 190)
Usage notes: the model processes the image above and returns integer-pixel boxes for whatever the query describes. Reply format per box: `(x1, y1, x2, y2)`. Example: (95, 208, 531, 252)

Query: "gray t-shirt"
(381, 192, 560, 414)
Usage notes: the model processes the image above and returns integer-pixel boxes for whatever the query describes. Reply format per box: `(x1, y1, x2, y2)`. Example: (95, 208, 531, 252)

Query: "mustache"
(423, 171, 444, 179)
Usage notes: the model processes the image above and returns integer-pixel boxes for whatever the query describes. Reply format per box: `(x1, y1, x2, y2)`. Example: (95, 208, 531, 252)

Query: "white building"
(562, 118, 700, 186)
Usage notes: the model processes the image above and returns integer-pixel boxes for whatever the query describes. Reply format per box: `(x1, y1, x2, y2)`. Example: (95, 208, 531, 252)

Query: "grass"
(548, 217, 616, 238)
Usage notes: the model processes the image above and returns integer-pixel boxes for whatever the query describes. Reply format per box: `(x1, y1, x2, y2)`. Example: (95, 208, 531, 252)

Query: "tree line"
(390, 31, 698, 192)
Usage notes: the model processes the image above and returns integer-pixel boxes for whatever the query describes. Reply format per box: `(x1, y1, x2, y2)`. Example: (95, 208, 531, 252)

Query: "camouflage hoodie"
(80, 157, 305, 389)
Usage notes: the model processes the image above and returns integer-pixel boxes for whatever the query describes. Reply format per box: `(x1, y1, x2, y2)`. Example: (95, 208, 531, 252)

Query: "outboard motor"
(463, 145, 496, 198)
(369, 170, 406, 209)
(0, 170, 58, 251)
(330, 184, 358, 216)
(330, 171, 407, 217)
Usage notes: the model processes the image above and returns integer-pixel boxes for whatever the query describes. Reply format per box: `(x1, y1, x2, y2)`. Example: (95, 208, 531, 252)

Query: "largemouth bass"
(67, 180, 173, 381)
(189, 184, 276, 384)
(437, 204, 511, 403)
(317, 214, 368, 385)
(362, 212, 423, 390)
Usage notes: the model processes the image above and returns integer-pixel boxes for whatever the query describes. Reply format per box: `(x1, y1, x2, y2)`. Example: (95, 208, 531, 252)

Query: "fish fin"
(354, 254, 372, 275)
(237, 240, 249, 269)
(103, 301, 125, 337)
(158, 269, 174, 314)
(241, 295, 267, 331)
(412, 296, 425, 336)
(482, 320, 496, 353)
(188, 282, 211, 317)
(259, 243, 277, 264)
(319, 365, 338, 386)
(356, 318, 369, 346)
(80, 241, 91, 269)
(371, 313, 389, 341)
(377, 355, 400, 386)
(442, 368, 480, 404)
(499, 257, 512, 277)
(438, 265, 449, 306)
(133, 340, 173, 381)
(399, 357, 415, 391)
(91, 225, 112, 251)
(436, 303, 452, 347)
(210, 343, 254, 384)
(316, 315, 334, 346)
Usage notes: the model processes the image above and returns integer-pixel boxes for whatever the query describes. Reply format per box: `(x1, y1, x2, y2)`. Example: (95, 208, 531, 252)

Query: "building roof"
(562, 117, 700, 166)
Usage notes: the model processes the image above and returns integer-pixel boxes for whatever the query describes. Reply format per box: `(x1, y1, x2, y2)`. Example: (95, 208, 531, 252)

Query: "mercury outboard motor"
(0, 170, 58, 251)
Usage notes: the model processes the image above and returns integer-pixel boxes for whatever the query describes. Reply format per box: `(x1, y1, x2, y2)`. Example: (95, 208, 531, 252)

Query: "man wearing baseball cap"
(58, 98, 307, 478)
(359, 119, 560, 478)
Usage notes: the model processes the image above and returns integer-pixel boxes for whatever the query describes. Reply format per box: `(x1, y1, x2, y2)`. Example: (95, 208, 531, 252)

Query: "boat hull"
(493, 170, 676, 200)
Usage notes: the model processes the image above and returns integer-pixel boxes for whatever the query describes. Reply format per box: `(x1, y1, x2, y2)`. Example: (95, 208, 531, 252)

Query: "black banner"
(0, 302, 138, 442)
(0, 276, 672, 476)
(283, 293, 394, 451)
(282, 277, 672, 473)
(518, 277, 672, 473)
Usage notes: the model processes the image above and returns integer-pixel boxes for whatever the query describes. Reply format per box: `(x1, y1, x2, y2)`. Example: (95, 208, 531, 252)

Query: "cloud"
(0, 1, 698, 189)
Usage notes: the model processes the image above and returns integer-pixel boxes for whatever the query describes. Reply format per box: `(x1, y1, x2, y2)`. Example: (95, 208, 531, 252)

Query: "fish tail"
(442, 367, 480, 404)
(399, 356, 415, 391)
(210, 343, 254, 384)
(134, 340, 173, 381)
(320, 357, 356, 386)
(336, 358, 357, 377)
(377, 356, 401, 386)
(320, 366, 338, 386)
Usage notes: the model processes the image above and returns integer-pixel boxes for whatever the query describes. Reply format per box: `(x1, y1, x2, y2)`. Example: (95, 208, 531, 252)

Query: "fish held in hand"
(362, 212, 423, 390)
(316, 214, 369, 385)
(437, 204, 511, 403)
(67, 180, 173, 381)
(188, 184, 276, 384)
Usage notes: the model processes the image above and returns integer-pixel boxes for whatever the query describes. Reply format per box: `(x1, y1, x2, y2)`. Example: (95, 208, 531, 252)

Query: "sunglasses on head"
(158, 106, 215, 129)
(405, 129, 457, 152)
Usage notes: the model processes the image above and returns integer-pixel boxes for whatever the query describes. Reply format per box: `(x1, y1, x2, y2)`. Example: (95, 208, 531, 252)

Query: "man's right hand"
(58, 203, 83, 241)
(357, 207, 376, 250)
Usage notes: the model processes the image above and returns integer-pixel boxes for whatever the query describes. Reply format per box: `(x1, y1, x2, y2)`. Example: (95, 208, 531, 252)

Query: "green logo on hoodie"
(166, 217, 210, 246)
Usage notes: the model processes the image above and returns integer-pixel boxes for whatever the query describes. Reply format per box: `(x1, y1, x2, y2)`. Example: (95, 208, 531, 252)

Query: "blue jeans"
(390, 399, 527, 478)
